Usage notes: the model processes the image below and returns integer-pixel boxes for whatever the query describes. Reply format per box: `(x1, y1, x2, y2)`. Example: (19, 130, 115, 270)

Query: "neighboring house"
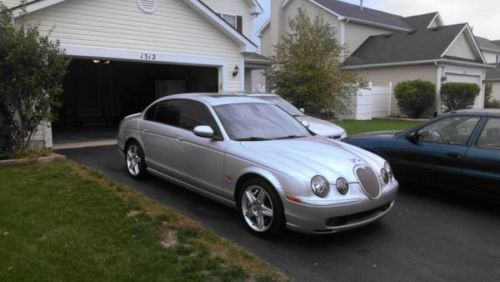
(476, 36, 500, 102)
(261, 0, 493, 117)
(1, 0, 272, 148)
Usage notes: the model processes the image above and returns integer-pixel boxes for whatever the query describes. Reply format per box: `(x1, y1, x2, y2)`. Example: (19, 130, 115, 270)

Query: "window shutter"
(237, 16, 243, 33)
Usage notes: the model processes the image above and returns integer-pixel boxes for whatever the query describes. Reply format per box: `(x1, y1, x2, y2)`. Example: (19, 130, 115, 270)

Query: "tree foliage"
(394, 80, 436, 118)
(0, 4, 68, 153)
(267, 8, 361, 117)
(440, 82, 480, 112)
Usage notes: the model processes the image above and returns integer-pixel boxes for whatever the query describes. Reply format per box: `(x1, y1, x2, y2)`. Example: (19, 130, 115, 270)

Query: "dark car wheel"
(125, 141, 148, 180)
(239, 178, 285, 237)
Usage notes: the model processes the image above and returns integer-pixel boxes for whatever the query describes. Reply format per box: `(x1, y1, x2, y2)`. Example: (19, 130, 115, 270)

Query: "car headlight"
(381, 162, 393, 184)
(336, 177, 349, 195)
(311, 175, 330, 197)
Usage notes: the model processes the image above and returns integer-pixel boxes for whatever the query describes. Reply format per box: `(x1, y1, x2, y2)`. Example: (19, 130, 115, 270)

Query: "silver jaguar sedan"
(118, 94, 398, 237)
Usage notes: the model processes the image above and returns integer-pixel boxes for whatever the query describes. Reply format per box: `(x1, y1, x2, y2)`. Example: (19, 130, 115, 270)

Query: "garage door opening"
(53, 59, 219, 145)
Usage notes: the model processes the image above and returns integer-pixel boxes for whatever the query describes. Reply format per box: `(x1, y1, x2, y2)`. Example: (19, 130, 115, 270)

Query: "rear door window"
(476, 118, 500, 150)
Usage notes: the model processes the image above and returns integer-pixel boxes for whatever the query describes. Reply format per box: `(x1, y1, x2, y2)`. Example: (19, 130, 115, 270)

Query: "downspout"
(435, 62, 444, 115)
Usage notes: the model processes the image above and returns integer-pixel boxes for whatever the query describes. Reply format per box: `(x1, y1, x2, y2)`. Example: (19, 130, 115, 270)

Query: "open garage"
(53, 59, 219, 144)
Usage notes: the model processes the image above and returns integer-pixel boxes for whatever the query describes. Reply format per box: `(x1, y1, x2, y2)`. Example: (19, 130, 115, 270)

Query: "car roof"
(443, 109, 500, 117)
(155, 93, 271, 106)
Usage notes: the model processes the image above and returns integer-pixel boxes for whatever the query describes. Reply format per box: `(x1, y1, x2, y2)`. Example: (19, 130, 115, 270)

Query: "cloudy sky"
(254, 0, 500, 40)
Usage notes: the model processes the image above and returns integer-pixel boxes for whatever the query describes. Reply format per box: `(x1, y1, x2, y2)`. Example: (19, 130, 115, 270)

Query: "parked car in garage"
(247, 93, 348, 139)
(343, 110, 500, 197)
(118, 93, 398, 236)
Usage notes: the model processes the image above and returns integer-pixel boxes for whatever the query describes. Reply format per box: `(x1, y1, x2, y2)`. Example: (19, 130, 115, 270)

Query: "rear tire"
(125, 141, 148, 180)
(238, 178, 286, 238)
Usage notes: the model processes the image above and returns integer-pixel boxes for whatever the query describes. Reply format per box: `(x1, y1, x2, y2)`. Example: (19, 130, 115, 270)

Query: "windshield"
(255, 96, 304, 116)
(214, 103, 311, 141)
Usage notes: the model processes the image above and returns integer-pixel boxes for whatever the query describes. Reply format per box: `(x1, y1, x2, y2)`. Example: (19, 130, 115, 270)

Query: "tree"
(0, 4, 68, 153)
(394, 80, 435, 118)
(267, 8, 361, 117)
(440, 82, 480, 112)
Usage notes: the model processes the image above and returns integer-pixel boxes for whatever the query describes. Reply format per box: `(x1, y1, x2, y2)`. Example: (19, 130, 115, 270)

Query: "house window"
(220, 13, 243, 33)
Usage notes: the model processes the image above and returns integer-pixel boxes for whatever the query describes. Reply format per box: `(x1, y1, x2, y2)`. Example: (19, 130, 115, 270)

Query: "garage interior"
(53, 59, 219, 144)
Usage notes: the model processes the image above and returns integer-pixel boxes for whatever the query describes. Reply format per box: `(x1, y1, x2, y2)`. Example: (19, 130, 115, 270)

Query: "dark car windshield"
(214, 103, 311, 141)
(255, 96, 304, 117)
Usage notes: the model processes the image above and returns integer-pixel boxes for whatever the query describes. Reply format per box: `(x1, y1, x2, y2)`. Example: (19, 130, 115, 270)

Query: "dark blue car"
(343, 110, 500, 197)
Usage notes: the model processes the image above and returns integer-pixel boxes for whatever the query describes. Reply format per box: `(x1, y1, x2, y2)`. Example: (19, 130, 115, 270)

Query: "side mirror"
(301, 120, 310, 128)
(193, 125, 215, 139)
(407, 131, 420, 143)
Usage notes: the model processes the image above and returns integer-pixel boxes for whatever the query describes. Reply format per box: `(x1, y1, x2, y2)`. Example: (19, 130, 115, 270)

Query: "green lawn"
(336, 119, 423, 136)
(0, 162, 285, 281)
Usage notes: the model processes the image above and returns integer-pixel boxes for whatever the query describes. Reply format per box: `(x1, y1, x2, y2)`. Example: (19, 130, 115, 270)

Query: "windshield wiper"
(235, 137, 272, 141)
(273, 135, 306, 140)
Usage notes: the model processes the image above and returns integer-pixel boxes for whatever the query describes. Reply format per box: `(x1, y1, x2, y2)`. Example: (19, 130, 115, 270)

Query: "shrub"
(441, 82, 480, 112)
(394, 80, 436, 118)
(0, 4, 69, 153)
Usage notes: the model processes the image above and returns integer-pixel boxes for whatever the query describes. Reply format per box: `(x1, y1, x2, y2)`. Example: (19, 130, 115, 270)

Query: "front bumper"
(283, 182, 398, 234)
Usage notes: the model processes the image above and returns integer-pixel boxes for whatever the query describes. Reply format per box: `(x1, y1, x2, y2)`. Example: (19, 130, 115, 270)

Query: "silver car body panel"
(118, 93, 398, 234)
(296, 115, 347, 139)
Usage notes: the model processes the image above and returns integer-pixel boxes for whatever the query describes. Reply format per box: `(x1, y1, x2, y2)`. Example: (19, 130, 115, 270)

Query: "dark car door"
(462, 117, 500, 196)
(391, 115, 481, 189)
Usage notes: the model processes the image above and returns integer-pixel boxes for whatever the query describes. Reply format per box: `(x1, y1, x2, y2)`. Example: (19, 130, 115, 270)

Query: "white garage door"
(446, 73, 482, 108)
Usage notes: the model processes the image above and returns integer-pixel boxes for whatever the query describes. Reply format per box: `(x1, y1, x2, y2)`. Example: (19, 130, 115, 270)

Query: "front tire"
(125, 141, 148, 180)
(239, 178, 285, 237)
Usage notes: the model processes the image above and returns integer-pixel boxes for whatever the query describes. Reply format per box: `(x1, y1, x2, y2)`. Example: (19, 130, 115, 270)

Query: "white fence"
(344, 82, 392, 120)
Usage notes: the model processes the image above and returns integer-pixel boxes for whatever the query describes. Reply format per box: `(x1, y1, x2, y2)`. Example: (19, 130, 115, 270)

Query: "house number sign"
(141, 53, 157, 61)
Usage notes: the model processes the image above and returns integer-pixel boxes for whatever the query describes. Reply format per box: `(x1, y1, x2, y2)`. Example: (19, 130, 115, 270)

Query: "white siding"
(490, 81, 500, 101)
(202, 0, 252, 38)
(16, 0, 244, 91)
(483, 51, 498, 64)
(260, 23, 272, 56)
(0, 0, 20, 8)
(344, 22, 391, 54)
(446, 32, 479, 60)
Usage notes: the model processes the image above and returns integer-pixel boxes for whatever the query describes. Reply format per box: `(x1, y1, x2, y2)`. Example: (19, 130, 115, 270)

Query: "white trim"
(12, 0, 258, 53)
(344, 17, 411, 32)
(435, 64, 443, 114)
(249, 0, 264, 15)
(282, 0, 292, 8)
(427, 12, 443, 28)
(343, 58, 495, 70)
(11, 0, 66, 17)
(308, 0, 343, 18)
(240, 58, 246, 91)
(339, 21, 346, 46)
(184, 0, 258, 52)
(257, 19, 270, 37)
(61, 44, 229, 91)
(440, 25, 486, 64)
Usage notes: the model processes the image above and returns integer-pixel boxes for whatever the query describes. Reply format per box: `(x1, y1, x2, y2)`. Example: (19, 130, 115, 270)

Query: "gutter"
(343, 59, 496, 70)
(341, 17, 412, 32)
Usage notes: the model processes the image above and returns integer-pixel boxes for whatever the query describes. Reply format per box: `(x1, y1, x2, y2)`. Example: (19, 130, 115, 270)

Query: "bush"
(0, 4, 68, 153)
(441, 82, 480, 111)
(394, 80, 436, 118)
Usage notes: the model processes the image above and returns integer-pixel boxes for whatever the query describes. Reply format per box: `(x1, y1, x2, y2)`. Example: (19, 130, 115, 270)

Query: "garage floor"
(52, 127, 117, 150)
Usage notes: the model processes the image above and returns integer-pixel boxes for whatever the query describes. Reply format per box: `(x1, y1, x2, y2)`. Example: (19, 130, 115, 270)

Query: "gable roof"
(301, 0, 413, 31)
(475, 36, 500, 53)
(344, 23, 487, 68)
(10, 0, 258, 52)
(403, 12, 441, 29)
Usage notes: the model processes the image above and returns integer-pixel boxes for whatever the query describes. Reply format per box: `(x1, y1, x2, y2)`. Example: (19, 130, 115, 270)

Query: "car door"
(462, 117, 500, 196)
(392, 115, 481, 189)
(139, 99, 183, 173)
(169, 100, 227, 196)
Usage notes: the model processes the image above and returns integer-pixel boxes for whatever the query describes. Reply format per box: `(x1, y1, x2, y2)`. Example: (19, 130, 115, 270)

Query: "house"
(1, 0, 272, 148)
(476, 36, 500, 102)
(260, 0, 493, 117)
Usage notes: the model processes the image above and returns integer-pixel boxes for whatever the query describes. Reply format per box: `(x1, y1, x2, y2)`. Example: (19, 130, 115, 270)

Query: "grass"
(0, 161, 285, 281)
(336, 119, 423, 136)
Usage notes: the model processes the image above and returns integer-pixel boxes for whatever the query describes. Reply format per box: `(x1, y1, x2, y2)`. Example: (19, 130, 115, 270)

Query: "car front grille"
(325, 202, 392, 227)
(355, 166, 381, 199)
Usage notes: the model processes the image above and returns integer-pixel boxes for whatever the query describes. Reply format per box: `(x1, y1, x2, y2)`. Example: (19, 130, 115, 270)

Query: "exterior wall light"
(232, 65, 240, 77)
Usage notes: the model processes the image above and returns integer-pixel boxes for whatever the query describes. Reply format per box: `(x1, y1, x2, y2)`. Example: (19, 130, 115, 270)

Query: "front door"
(392, 115, 480, 189)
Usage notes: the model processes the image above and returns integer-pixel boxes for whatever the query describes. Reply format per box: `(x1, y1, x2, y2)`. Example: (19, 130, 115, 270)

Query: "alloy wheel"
(241, 185, 274, 232)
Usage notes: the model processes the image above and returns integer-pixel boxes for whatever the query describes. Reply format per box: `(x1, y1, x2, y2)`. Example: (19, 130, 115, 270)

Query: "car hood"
(238, 136, 385, 183)
(295, 116, 345, 137)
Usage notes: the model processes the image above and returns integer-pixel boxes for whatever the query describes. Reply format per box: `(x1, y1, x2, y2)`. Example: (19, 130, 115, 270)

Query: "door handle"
(142, 129, 150, 134)
(447, 152, 462, 159)
(176, 136, 184, 142)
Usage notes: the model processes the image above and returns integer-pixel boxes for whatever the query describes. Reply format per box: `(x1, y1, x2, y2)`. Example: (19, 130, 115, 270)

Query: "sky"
(253, 0, 500, 40)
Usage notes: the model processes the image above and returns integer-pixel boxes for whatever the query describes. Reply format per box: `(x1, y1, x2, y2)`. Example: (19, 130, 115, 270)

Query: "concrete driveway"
(59, 145, 500, 282)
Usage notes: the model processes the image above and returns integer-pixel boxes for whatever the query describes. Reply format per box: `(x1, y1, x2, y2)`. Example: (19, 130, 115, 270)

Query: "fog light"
(336, 177, 349, 195)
